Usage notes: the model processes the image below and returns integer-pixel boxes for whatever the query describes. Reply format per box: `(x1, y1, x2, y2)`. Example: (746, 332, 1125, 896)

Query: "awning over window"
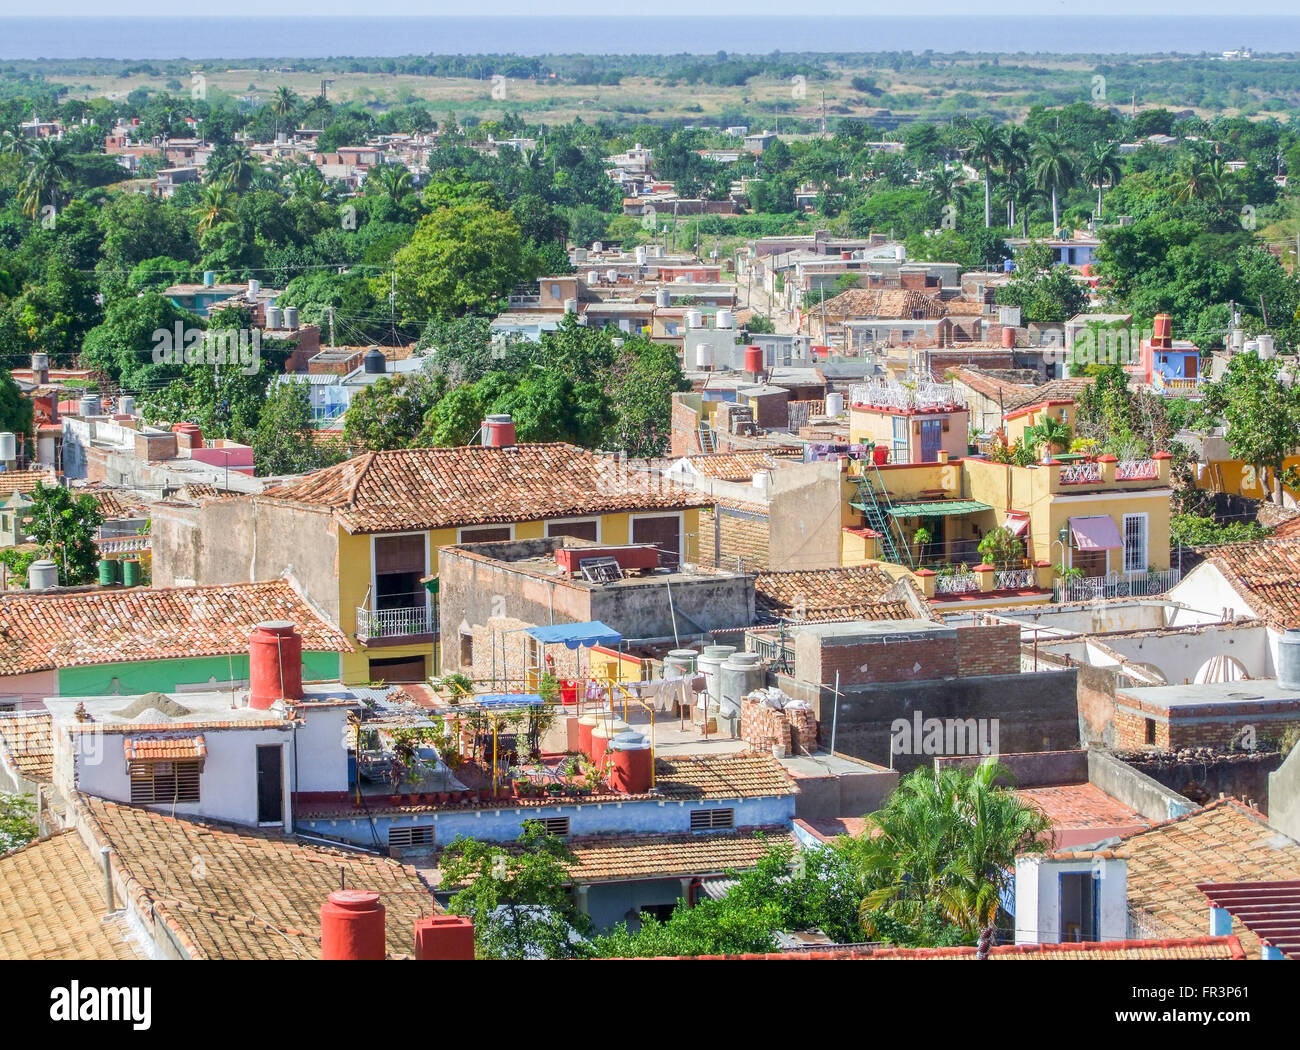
(474, 694, 545, 708)
(1069, 515, 1123, 551)
(123, 735, 207, 762)
(523, 621, 622, 650)
(1004, 515, 1030, 538)
(879, 499, 993, 518)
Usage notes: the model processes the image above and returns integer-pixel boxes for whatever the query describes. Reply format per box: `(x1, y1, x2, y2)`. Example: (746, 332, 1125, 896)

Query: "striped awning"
(882, 499, 993, 518)
(1069, 515, 1123, 551)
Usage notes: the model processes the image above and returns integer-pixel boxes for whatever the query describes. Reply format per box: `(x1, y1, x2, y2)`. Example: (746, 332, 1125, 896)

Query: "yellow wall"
(848, 407, 969, 461)
(1004, 403, 1072, 448)
(1196, 457, 1300, 503)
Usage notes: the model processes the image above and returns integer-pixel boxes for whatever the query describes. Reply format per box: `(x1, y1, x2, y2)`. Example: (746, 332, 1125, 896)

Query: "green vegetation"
(24, 483, 105, 586)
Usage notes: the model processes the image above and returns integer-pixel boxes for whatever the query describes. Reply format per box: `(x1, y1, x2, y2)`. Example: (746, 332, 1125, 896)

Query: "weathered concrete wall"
(765, 462, 843, 572)
(1086, 748, 1194, 823)
(1269, 744, 1300, 841)
(151, 497, 340, 624)
(1077, 663, 1119, 747)
(778, 669, 1079, 773)
(935, 749, 1089, 788)
(1118, 748, 1284, 813)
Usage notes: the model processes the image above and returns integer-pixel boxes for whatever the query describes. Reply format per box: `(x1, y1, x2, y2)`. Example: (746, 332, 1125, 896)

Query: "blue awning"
(474, 694, 545, 708)
(523, 621, 622, 650)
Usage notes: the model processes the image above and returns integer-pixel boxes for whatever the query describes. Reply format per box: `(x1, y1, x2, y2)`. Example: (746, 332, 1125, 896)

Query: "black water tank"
(363, 347, 386, 374)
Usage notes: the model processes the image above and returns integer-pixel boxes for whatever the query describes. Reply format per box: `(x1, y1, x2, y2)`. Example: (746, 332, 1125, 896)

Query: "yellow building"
(840, 450, 1175, 607)
(259, 442, 710, 684)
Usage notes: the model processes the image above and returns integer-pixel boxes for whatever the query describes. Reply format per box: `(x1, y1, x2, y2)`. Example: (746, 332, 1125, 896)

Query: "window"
(458, 525, 513, 544)
(129, 760, 201, 804)
(373, 533, 426, 613)
(546, 518, 600, 542)
(631, 514, 682, 569)
(690, 808, 734, 830)
(1122, 514, 1148, 574)
(1144, 718, 1157, 745)
(540, 817, 570, 837)
(1059, 872, 1099, 942)
(459, 631, 474, 670)
(388, 825, 435, 847)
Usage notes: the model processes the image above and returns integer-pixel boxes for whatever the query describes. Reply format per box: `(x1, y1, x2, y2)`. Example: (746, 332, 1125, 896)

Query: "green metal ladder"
(851, 463, 914, 569)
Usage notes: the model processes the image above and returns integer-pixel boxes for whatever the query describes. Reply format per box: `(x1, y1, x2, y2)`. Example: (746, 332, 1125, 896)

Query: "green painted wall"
(56, 651, 341, 697)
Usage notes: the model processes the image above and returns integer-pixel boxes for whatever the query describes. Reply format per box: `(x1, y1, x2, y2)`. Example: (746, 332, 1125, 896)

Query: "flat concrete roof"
(1118, 679, 1300, 711)
(800, 618, 951, 641)
(46, 682, 359, 727)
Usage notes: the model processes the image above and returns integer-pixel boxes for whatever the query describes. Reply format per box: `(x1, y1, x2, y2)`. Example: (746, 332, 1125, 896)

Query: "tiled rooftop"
(818, 288, 947, 321)
(566, 829, 792, 883)
(0, 831, 148, 960)
(1203, 538, 1300, 629)
(262, 443, 711, 534)
(753, 567, 935, 623)
(681, 450, 802, 482)
(1053, 798, 1300, 956)
(0, 711, 52, 783)
(78, 796, 435, 960)
(650, 936, 1246, 961)
(0, 470, 58, 495)
(1017, 783, 1150, 850)
(123, 735, 207, 761)
(0, 580, 352, 676)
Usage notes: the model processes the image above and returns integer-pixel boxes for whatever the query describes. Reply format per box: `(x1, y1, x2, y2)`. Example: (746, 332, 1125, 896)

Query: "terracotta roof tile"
(1202, 538, 1300, 629)
(76, 795, 435, 960)
(0, 580, 351, 676)
(0, 831, 147, 960)
(818, 288, 947, 321)
(263, 443, 711, 534)
(653, 752, 798, 800)
(643, 936, 1246, 960)
(123, 735, 207, 762)
(566, 829, 791, 883)
(0, 711, 52, 783)
(753, 567, 936, 623)
(1053, 798, 1300, 956)
(0, 470, 58, 495)
(683, 450, 802, 482)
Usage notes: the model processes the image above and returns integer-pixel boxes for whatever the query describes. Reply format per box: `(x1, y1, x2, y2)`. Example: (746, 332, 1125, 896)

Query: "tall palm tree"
(1031, 132, 1077, 233)
(270, 85, 300, 139)
(1173, 150, 1211, 204)
(369, 162, 414, 203)
(1081, 141, 1123, 220)
(193, 183, 234, 236)
(999, 126, 1033, 229)
(286, 165, 327, 204)
(849, 762, 1053, 949)
(18, 137, 75, 218)
(207, 145, 258, 195)
(927, 165, 961, 207)
(966, 120, 1006, 228)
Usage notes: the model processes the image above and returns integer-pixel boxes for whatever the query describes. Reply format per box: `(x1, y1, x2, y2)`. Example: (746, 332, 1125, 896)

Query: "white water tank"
(825, 391, 845, 416)
(686, 309, 704, 329)
(265, 306, 283, 329)
(716, 309, 735, 329)
(635, 246, 647, 265)
(118, 395, 135, 416)
(563, 298, 578, 315)
(1230, 329, 1245, 350)
(1279, 629, 1300, 690)
(27, 559, 58, 591)
(248, 278, 260, 297)
(606, 269, 619, 283)
(587, 271, 600, 285)
(593, 241, 603, 253)
(752, 471, 769, 491)
(655, 288, 671, 307)
(894, 244, 906, 262)
(1257, 334, 1275, 359)
(698, 645, 735, 708)
(695, 343, 714, 368)
(79, 394, 102, 417)
(284, 306, 299, 330)
(720, 652, 764, 709)
(574, 248, 588, 264)
(0, 433, 14, 461)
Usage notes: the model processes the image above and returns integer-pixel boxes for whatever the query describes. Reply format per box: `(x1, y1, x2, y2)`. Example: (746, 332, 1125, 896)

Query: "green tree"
(965, 119, 1005, 228)
(253, 382, 331, 475)
(0, 368, 35, 439)
(1081, 141, 1123, 220)
(847, 762, 1052, 949)
(441, 821, 591, 959)
(1031, 132, 1077, 232)
(342, 372, 444, 451)
(606, 338, 687, 457)
(977, 525, 1027, 569)
(270, 85, 300, 138)
(18, 137, 74, 218)
(0, 793, 38, 852)
(1023, 414, 1072, 457)
(26, 483, 106, 586)
(421, 382, 484, 446)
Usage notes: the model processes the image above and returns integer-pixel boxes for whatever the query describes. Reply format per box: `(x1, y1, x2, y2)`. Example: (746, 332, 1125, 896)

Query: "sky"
(6, 2, 1300, 16)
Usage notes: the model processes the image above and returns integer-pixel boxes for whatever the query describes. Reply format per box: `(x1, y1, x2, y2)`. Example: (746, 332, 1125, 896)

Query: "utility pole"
(327, 305, 335, 348)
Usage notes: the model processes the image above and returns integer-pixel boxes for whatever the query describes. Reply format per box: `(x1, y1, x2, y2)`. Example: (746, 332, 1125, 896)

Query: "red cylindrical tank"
(577, 713, 599, 758)
(482, 414, 516, 447)
(1152, 313, 1173, 348)
(589, 718, 628, 772)
(249, 620, 303, 710)
(610, 731, 652, 794)
(872, 446, 889, 466)
(1001, 325, 1017, 349)
(744, 345, 763, 376)
(320, 890, 386, 960)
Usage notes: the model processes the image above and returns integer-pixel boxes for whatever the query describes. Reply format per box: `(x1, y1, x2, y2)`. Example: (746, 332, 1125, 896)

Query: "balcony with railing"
(1055, 567, 1182, 603)
(1047, 453, 1171, 492)
(355, 603, 439, 643)
(847, 380, 965, 414)
(96, 534, 150, 554)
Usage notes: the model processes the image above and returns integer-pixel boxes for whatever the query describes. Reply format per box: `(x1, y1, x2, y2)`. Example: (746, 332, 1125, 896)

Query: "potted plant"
(546, 782, 564, 798)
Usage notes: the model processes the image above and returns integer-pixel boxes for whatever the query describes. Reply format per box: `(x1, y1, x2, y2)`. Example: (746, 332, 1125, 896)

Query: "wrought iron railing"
(1055, 568, 1182, 603)
(1115, 459, 1159, 481)
(356, 604, 438, 640)
(994, 567, 1035, 590)
(1059, 461, 1102, 485)
(847, 380, 964, 413)
(933, 572, 979, 595)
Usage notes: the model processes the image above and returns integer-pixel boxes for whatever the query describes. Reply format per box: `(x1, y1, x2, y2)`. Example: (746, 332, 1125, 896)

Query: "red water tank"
(171, 422, 203, 449)
(320, 890, 386, 960)
(610, 731, 653, 794)
(1001, 326, 1017, 349)
(482, 414, 517, 447)
(577, 714, 599, 758)
(414, 915, 475, 960)
(589, 718, 627, 772)
(744, 345, 763, 376)
(248, 620, 303, 710)
(1152, 313, 1173, 349)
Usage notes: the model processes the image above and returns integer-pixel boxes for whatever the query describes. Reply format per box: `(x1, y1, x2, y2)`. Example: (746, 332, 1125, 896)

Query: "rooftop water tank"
(1279, 630, 1300, 691)
(606, 269, 619, 283)
(609, 730, 653, 794)
(720, 652, 764, 710)
(744, 345, 764, 376)
(283, 306, 299, 330)
(482, 413, 516, 448)
(27, 559, 58, 591)
(592, 241, 603, 253)
(574, 248, 588, 264)
(587, 271, 600, 285)
(563, 298, 578, 315)
(664, 649, 698, 678)
(363, 347, 386, 374)
(248, 278, 261, 297)
(686, 309, 704, 329)
(31, 352, 49, 377)
(203, 270, 216, 287)
(635, 246, 647, 265)
(249, 620, 303, 710)
(655, 288, 671, 307)
(0, 433, 14, 462)
(79, 394, 102, 418)
(265, 306, 283, 330)
(1257, 334, 1276, 359)
(695, 343, 714, 368)
(716, 309, 735, 329)
(825, 391, 845, 417)
(590, 717, 629, 771)
(118, 395, 135, 417)
(699, 644, 736, 707)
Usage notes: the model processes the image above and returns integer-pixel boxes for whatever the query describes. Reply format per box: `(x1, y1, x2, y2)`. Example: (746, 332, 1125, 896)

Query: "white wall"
(294, 706, 352, 793)
(1014, 855, 1127, 945)
(1166, 563, 1258, 626)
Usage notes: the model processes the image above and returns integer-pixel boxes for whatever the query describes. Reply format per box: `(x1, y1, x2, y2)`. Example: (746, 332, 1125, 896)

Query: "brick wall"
(955, 624, 1021, 677)
(1115, 693, 1300, 752)
(670, 397, 702, 456)
(699, 507, 770, 571)
(740, 697, 818, 755)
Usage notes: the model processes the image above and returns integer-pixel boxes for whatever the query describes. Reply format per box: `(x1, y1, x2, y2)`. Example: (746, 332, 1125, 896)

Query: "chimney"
(320, 890, 386, 960)
(248, 620, 303, 710)
(414, 915, 475, 960)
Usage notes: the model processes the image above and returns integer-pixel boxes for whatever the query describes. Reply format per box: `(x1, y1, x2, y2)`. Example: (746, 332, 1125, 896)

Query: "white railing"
(934, 572, 979, 595)
(1115, 459, 1159, 481)
(97, 535, 150, 554)
(994, 567, 1035, 590)
(1056, 568, 1182, 603)
(848, 380, 965, 413)
(1059, 461, 1102, 485)
(356, 605, 438, 640)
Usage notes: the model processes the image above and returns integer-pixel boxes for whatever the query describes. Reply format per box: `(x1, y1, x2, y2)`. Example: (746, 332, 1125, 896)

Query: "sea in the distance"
(2, 16, 1300, 61)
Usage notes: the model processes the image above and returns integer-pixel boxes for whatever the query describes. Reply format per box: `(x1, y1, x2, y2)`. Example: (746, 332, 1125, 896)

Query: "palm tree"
(999, 127, 1032, 229)
(1081, 142, 1123, 220)
(966, 120, 1006, 228)
(18, 137, 75, 218)
(369, 162, 413, 203)
(270, 85, 299, 139)
(1031, 132, 1077, 233)
(848, 762, 1053, 949)
(1173, 150, 1211, 204)
(193, 183, 234, 236)
(207, 145, 258, 194)
(286, 165, 326, 204)
(1025, 414, 1073, 457)
(927, 165, 961, 207)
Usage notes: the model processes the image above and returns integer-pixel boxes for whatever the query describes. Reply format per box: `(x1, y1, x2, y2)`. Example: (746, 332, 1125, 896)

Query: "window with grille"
(129, 760, 201, 804)
(690, 808, 734, 831)
(388, 825, 435, 847)
(540, 817, 570, 837)
(1123, 514, 1148, 574)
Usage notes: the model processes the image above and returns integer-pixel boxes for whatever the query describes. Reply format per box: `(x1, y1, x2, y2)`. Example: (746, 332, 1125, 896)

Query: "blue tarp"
(523, 621, 622, 650)
(474, 693, 545, 708)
